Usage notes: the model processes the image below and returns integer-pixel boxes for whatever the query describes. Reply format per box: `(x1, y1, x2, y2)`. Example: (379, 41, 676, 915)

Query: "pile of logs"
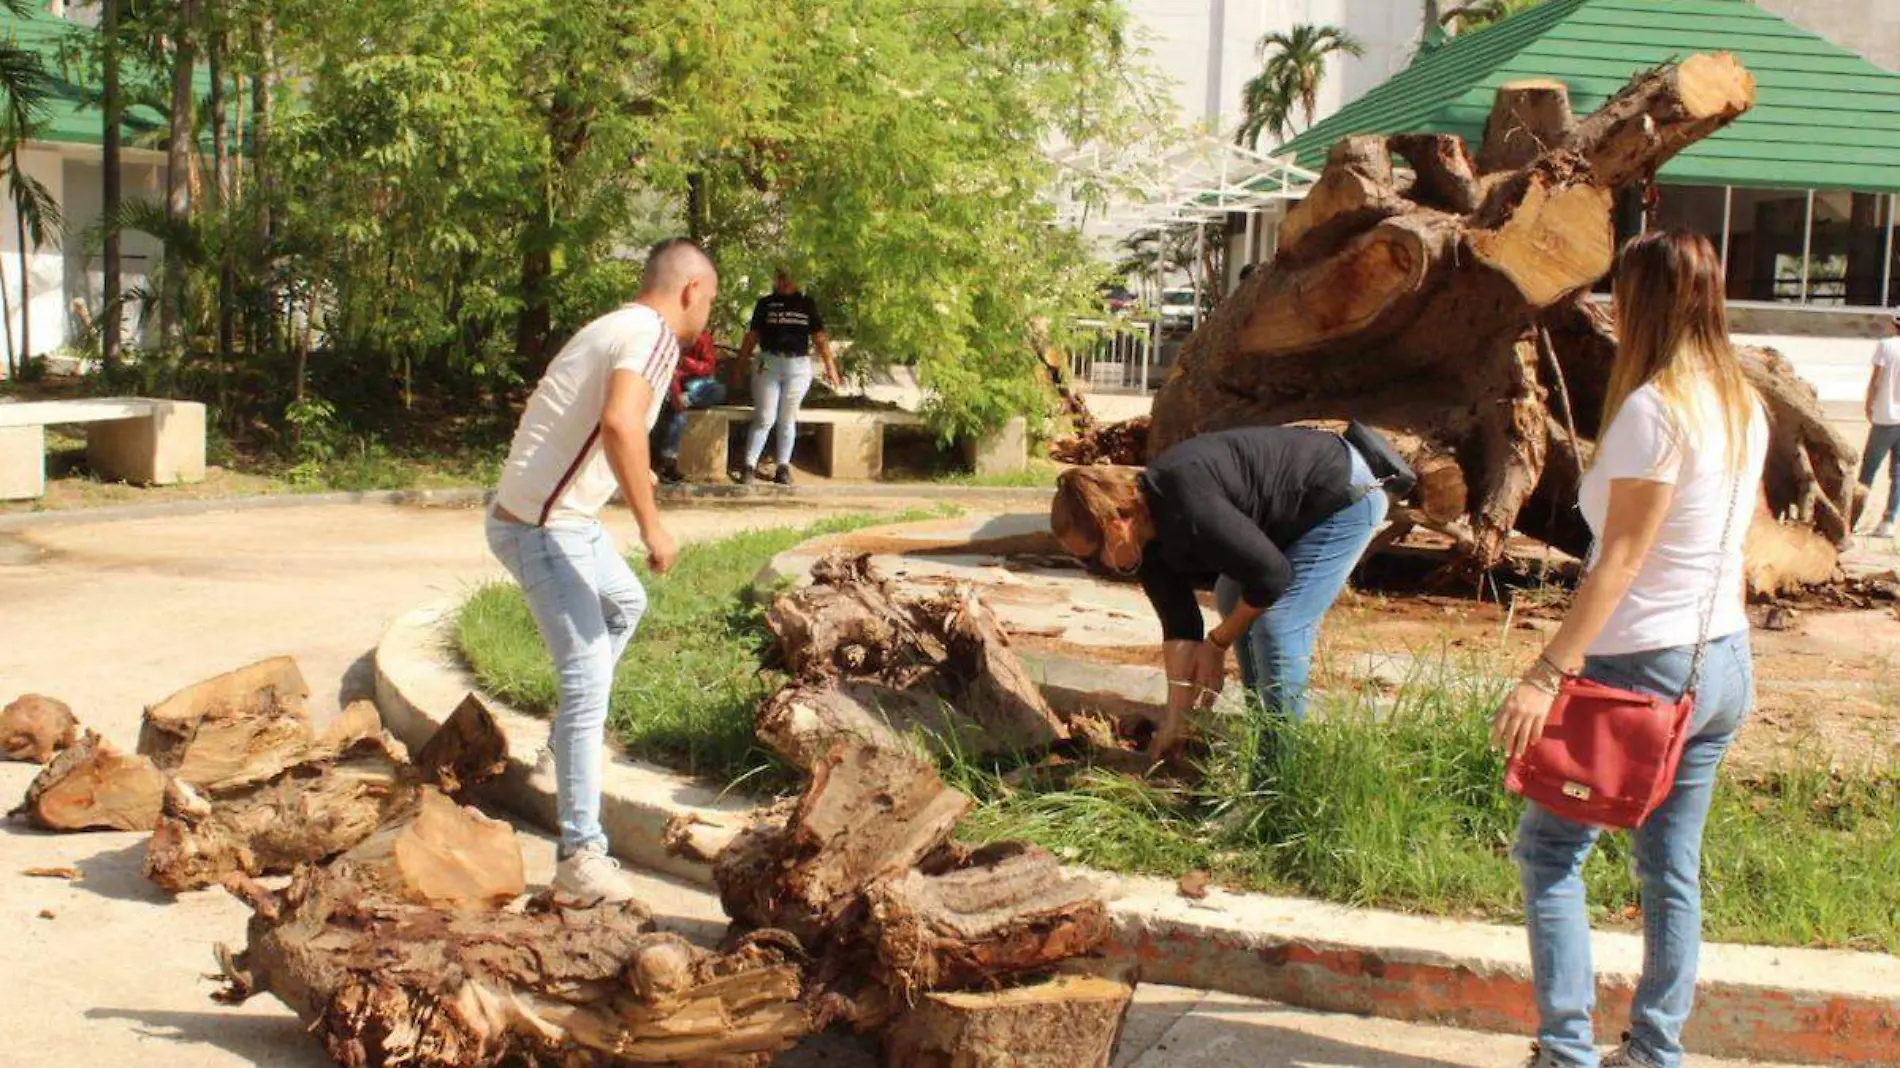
(1072, 55, 1855, 592)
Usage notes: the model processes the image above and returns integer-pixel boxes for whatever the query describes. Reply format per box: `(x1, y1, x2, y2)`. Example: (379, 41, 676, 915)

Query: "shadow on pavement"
(84, 1007, 330, 1068)
(1115, 990, 1479, 1068)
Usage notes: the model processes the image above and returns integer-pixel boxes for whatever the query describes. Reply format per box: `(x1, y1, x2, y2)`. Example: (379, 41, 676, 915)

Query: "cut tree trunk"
(1148, 54, 1855, 585)
(766, 553, 1066, 759)
(867, 843, 1110, 1000)
(329, 788, 525, 911)
(218, 862, 811, 1068)
(2, 694, 79, 763)
(14, 731, 168, 831)
(136, 656, 377, 795)
(883, 974, 1134, 1068)
(144, 695, 510, 894)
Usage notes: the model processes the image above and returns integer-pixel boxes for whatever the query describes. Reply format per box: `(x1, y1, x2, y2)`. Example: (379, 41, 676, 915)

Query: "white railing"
(1068, 317, 1164, 394)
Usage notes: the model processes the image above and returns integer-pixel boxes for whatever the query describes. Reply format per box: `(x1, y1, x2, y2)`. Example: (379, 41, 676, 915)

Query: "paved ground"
(0, 495, 1806, 1067)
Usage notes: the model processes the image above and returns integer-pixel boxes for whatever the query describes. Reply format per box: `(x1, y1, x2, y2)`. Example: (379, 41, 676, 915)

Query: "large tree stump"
(1, 694, 79, 763)
(14, 730, 168, 831)
(1149, 54, 1857, 585)
(882, 974, 1134, 1068)
(331, 788, 526, 912)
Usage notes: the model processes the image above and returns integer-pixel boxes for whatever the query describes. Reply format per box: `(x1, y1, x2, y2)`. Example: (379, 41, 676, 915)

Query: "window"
(1726, 188, 1811, 303)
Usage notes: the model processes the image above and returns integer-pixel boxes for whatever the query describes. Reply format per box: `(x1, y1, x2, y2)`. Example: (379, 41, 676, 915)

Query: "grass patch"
(456, 510, 946, 788)
(456, 517, 1900, 953)
(947, 658, 1900, 953)
(931, 457, 1064, 488)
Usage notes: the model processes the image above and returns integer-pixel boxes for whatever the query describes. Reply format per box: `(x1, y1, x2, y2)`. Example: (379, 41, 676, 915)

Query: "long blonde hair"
(1604, 229, 1758, 469)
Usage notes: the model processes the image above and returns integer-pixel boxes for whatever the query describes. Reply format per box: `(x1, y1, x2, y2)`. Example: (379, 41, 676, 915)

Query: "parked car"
(1098, 284, 1139, 316)
(1157, 287, 1200, 331)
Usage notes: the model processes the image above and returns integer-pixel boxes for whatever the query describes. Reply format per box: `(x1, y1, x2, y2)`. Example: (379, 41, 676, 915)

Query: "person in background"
(1492, 231, 1765, 1068)
(1856, 308, 1900, 539)
(1048, 425, 1390, 761)
(486, 238, 716, 903)
(656, 329, 728, 484)
(734, 268, 841, 485)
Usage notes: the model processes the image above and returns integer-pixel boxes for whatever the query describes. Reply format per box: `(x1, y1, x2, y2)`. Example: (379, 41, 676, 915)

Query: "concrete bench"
(0, 397, 207, 500)
(678, 404, 927, 481)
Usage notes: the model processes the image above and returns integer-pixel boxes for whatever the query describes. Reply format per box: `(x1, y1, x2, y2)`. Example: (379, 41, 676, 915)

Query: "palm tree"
(1255, 24, 1364, 132)
(1440, 0, 1544, 35)
(1, 0, 60, 376)
(1235, 71, 1295, 151)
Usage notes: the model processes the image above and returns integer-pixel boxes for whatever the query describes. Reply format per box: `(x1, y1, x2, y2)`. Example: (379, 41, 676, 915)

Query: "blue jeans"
(1215, 444, 1388, 721)
(743, 353, 815, 469)
(484, 512, 647, 856)
(1514, 632, 1755, 1068)
(660, 377, 728, 459)
(1859, 422, 1900, 524)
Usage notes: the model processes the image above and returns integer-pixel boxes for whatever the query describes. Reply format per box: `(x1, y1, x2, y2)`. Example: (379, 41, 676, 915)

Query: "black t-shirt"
(1136, 426, 1354, 641)
(749, 292, 826, 355)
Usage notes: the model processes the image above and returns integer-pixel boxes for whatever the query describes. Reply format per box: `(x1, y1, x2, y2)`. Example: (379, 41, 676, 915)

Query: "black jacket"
(1137, 427, 1354, 641)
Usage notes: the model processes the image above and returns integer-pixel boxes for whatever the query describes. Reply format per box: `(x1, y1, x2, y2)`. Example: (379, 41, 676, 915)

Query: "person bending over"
(1050, 425, 1390, 760)
(486, 238, 717, 902)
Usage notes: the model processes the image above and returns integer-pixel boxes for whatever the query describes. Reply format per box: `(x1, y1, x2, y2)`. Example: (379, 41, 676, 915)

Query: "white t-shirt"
(495, 304, 679, 528)
(1870, 336, 1900, 427)
(1577, 382, 1767, 657)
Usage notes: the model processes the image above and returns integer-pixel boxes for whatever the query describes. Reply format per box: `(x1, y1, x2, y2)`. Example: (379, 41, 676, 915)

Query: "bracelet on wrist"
(1520, 674, 1560, 697)
(1535, 653, 1573, 679)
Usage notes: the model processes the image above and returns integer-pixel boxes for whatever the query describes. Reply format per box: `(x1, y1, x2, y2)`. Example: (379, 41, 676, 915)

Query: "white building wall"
(0, 145, 69, 363)
(1125, 0, 1422, 143)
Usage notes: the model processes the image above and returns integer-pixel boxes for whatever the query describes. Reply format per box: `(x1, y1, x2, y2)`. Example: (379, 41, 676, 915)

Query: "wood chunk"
(219, 857, 814, 1068)
(410, 693, 509, 795)
(757, 683, 922, 770)
(1478, 79, 1575, 174)
(331, 787, 525, 912)
(136, 656, 323, 794)
(1389, 133, 1482, 214)
(143, 740, 408, 893)
(868, 843, 1110, 998)
(15, 730, 167, 831)
(1467, 160, 1615, 306)
(1, 694, 79, 763)
(1565, 53, 1755, 188)
(883, 974, 1134, 1068)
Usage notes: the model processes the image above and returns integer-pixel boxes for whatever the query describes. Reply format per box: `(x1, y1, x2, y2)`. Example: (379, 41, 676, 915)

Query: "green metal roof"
(1274, 0, 1900, 195)
(1, 5, 203, 149)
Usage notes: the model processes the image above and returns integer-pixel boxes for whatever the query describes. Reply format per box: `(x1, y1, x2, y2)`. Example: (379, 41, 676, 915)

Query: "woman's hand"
(1491, 681, 1557, 760)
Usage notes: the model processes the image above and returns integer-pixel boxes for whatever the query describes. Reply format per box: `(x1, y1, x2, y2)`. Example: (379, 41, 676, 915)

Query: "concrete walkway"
(0, 495, 1803, 1068)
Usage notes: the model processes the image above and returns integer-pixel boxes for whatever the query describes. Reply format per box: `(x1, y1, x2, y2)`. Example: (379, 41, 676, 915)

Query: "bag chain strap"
(1684, 464, 1746, 696)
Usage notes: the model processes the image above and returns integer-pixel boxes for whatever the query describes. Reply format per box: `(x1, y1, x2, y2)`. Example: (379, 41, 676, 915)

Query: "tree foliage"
(1249, 24, 1363, 136)
(44, 0, 1149, 445)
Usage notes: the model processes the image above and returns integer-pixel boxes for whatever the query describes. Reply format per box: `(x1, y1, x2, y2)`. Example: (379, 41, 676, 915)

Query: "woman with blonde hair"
(1492, 230, 1766, 1068)
(1050, 424, 1392, 759)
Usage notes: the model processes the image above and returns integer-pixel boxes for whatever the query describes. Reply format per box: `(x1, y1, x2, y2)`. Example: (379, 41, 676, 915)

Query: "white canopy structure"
(1047, 132, 1317, 235)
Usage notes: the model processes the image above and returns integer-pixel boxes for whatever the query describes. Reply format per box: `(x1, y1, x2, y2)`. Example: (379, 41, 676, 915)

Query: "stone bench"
(0, 397, 207, 500)
(677, 404, 927, 481)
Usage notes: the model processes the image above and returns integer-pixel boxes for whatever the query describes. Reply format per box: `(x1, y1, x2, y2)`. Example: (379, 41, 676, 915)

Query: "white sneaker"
(553, 844, 640, 904)
(1872, 520, 1895, 539)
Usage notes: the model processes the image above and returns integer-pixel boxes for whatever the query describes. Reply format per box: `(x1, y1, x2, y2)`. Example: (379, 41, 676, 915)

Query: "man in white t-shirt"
(1859, 309, 1900, 539)
(485, 238, 717, 902)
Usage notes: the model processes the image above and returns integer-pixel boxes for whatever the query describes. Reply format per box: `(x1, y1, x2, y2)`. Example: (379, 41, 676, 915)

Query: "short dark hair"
(642, 238, 715, 292)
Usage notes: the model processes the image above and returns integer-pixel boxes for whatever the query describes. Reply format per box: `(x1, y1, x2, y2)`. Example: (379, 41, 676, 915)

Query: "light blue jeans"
(1514, 631, 1755, 1068)
(1859, 422, 1900, 524)
(661, 377, 728, 459)
(1215, 444, 1388, 721)
(484, 512, 647, 856)
(743, 353, 815, 469)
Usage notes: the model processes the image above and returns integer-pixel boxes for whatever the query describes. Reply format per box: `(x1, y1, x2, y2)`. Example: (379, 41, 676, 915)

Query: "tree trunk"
(216, 829, 813, 1067)
(210, 25, 234, 411)
(13, 730, 168, 832)
(1, 694, 79, 763)
(1148, 54, 1855, 583)
(134, 656, 370, 795)
(328, 787, 526, 911)
(102, 0, 123, 369)
(163, 0, 198, 350)
(249, 20, 274, 361)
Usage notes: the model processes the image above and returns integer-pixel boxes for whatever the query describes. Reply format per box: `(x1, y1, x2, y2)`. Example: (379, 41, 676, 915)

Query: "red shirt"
(672, 332, 718, 405)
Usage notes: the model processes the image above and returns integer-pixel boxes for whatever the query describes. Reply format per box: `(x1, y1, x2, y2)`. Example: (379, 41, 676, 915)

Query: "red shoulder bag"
(1504, 475, 1740, 830)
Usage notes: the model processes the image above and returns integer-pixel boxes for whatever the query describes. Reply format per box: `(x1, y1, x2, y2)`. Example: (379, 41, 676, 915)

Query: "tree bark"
(163, 0, 198, 349)
(102, 0, 123, 369)
(1, 694, 79, 763)
(1147, 54, 1850, 584)
(210, 24, 235, 409)
(14, 730, 167, 832)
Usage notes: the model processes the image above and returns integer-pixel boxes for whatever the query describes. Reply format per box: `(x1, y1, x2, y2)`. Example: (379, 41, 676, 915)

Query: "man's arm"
(601, 370, 677, 573)
(1870, 365, 1885, 424)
